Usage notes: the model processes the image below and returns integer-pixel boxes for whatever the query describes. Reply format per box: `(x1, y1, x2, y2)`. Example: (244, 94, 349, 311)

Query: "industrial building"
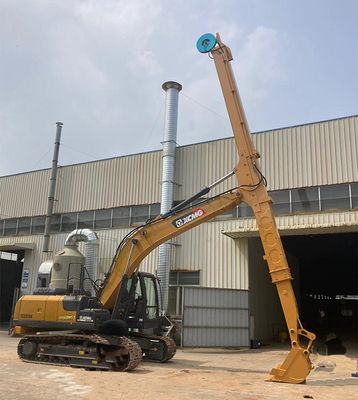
(0, 114, 357, 344)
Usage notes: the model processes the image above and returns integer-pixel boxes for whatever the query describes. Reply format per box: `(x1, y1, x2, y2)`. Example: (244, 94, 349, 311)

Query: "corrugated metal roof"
(0, 169, 50, 218)
(222, 210, 358, 238)
(253, 116, 358, 189)
(1, 116, 356, 219)
(54, 150, 162, 213)
(175, 115, 357, 198)
(3, 115, 354, 180)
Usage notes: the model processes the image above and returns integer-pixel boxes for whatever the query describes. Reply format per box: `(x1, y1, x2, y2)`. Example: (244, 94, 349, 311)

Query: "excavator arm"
(99, 190, 243, 309)
(196, 33, 316, 383)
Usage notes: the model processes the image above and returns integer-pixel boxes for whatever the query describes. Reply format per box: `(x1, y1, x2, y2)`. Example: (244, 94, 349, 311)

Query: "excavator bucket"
(266, 347, 314, 384)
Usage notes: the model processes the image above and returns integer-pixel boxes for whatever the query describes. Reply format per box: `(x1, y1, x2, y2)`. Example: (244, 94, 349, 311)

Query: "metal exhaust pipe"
(157, 81, 182, 313)
(43, 122, 63, 252)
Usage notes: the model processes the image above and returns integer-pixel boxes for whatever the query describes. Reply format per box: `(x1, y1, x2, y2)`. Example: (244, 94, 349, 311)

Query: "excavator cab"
(103, 270, 175, 362)
(117, 272, 162, 333)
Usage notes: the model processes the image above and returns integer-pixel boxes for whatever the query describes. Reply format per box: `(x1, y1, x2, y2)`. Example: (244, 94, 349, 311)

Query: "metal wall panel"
(253, 116, 358, 189)
(0, 169, 50, 219)
(175, 116, 357, 200)
(174, 137, 238, 199)
(54, 151, 163, 213)
(1, 116, 356, 219)
(173, 220, 249, 290)
(0, 151, 162, 219)
(182, 287, 250, 347)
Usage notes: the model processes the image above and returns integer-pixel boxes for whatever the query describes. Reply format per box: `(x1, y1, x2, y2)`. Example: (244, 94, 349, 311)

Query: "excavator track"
(129, 332, 176, 362)
(17, 333, 142, 371)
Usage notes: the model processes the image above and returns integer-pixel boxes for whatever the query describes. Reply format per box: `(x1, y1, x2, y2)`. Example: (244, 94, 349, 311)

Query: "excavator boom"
(197, 32, 315, 383)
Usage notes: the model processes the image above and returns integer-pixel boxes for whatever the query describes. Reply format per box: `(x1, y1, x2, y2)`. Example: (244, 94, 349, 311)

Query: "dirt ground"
(0, 329, 357, 400)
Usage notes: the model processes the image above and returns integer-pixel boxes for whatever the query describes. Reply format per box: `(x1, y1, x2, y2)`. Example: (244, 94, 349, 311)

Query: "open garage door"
(282, 232, 358, 340)
(0, 251, 24, 325)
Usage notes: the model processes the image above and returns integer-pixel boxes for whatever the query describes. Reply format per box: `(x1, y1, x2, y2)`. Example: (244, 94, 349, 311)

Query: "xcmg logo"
(172, 208, 205, 228)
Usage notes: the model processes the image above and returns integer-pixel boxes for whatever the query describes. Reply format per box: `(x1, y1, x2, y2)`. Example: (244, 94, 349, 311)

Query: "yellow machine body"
(12, 295, 77, 334)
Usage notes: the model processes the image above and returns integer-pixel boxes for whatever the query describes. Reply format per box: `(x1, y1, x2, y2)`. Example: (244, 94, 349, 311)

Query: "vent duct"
(65, 229, 99, 295)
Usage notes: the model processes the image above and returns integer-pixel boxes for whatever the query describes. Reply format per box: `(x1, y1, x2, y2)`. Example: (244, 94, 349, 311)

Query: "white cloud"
(215, 22, 244, 42)
(133, 51, 163, 76)
(74, 0, 161, 38)
(51, 31, 110, 92)
(236, 26, 284, 102)
(49, 1, 165, 89)
(5, 0, 352, 177)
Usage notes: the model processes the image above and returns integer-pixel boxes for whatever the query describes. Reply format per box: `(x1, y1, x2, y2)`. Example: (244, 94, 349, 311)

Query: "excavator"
(11, 33, 315, 383)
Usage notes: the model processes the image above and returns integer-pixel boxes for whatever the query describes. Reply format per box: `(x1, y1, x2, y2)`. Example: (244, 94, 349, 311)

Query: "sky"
(0, 0, 357, 176)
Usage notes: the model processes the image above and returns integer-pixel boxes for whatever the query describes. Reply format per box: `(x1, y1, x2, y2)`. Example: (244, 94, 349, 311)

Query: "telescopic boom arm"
(197, 32, 315, 384)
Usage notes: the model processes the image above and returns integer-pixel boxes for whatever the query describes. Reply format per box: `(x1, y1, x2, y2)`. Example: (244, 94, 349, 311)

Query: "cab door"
(141, 274, 159, 320)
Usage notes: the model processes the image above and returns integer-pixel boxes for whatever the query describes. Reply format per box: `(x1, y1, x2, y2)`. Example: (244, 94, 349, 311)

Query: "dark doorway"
(282, 232, 357, 339)
(0, 251, 24, 323)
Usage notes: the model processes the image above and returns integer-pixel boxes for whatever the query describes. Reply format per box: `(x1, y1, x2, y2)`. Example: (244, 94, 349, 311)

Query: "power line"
(180, 92, 229, 122)
(142, 101, 165, 152)
(31, 146, 54, 170)
(61, 143, 100, 161)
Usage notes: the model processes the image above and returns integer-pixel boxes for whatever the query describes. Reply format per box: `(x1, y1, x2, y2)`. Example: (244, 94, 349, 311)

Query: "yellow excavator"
(11, 33, 315, 383)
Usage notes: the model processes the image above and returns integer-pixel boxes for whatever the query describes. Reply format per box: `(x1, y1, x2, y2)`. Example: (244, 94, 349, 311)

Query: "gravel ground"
(0, 329, 357, 400)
